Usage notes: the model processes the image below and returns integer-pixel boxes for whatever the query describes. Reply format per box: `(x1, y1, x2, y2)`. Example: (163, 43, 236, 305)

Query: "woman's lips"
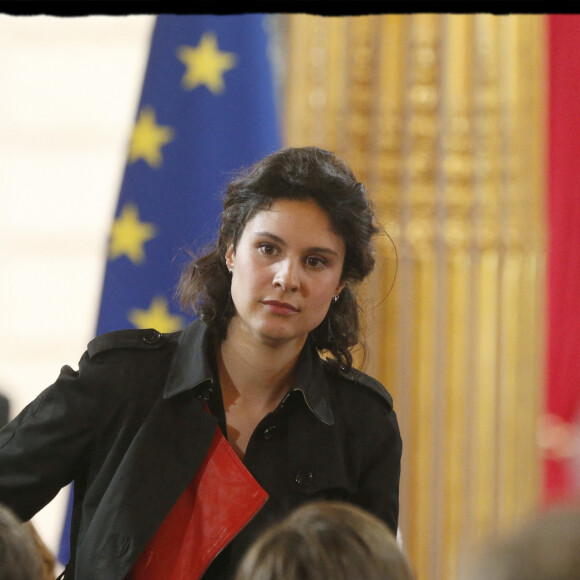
(262, 300, 299, 316)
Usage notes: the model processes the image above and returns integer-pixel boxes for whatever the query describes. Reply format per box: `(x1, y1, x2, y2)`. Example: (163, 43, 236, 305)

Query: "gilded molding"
(281, 14, 545, 580)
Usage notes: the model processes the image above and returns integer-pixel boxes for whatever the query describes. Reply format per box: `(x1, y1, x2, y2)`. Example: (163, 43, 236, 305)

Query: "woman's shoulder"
(71, 328, 184, 398)
(322, 358, 394, 410)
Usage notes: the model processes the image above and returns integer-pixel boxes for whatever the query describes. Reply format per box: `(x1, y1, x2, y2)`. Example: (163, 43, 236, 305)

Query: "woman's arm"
(0, 353, 100, 521)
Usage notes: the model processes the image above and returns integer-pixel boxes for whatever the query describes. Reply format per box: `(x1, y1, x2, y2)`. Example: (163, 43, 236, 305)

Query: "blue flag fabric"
(58, 13, 280, 565)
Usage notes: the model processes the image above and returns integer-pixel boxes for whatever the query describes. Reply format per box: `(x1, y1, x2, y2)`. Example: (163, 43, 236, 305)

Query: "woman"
(0, 147, 401, 579)
(235, 500, 415, 580)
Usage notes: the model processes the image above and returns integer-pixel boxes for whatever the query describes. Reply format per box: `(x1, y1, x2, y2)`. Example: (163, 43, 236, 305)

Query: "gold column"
(281, 13, 545, 580)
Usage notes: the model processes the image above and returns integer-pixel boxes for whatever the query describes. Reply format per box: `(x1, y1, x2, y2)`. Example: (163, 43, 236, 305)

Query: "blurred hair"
(461, 503, 580, 580)
(235, 501, 415, 580)
(177, 146, 381, 370)
(23, 522, 56, 580)
(0, 504, 44, 580)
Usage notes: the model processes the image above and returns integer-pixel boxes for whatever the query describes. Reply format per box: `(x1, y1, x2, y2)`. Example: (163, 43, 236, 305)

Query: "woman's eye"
(306, 256, 327, 268)
(258, 243, 277, 255)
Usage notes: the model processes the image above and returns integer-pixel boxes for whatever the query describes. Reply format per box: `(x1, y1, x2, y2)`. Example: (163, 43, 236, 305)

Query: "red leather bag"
(131, 426, 268, 579)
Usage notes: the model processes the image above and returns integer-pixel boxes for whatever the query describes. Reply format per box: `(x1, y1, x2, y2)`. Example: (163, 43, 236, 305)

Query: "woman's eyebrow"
(254, 231, 286, 246)
(254, 231, 340, 256)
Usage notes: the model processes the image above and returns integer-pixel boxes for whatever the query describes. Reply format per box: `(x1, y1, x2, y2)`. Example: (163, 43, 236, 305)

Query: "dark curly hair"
(177, 146, 379, 369)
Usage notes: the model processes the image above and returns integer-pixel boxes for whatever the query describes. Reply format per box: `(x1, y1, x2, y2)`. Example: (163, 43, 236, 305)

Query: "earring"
(333, 294, 340, 303)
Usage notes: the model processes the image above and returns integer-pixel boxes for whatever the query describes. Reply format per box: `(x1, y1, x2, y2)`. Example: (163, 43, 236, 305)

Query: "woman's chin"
(252, 323, 308, 348)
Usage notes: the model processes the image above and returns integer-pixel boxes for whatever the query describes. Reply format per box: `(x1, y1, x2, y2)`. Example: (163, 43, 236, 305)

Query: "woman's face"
(225, 198, 346, 349)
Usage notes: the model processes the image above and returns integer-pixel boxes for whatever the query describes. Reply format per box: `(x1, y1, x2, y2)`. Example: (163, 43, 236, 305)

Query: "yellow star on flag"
(128, 106, 174, 168)
(128, 296, 184, 333)
(177, 32, 237, 94)
(109, 203, 157, 264)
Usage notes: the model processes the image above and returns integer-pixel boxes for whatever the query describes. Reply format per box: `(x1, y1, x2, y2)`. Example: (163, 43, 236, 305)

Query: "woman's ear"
(335, 279, 346, 296)
(225, 243, 235, 273)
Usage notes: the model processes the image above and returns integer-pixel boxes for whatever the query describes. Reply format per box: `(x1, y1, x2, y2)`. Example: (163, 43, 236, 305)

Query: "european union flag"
(58, 13, 280, 565)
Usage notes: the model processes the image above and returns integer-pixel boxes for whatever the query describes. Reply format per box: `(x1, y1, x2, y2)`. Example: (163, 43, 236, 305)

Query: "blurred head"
(178, 146, 380, 368)
(235, 501, 415, 580)
(461, 504, 580, 580)
(0, 504, 43, 580)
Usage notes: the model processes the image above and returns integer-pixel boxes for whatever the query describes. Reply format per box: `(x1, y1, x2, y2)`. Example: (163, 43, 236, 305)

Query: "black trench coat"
(0, 320, 402, 579)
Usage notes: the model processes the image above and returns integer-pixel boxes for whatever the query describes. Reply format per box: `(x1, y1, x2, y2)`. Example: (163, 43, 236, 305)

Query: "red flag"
(545, 14, 580, 502)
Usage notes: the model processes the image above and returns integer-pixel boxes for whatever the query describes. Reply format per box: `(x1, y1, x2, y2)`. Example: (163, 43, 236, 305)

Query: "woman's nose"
(273, 259, 300, 291)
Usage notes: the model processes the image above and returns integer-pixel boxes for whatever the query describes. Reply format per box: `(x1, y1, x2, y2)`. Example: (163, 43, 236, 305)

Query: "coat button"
(142, 330, 161, 345)
(263, 425, 277, 440)
(295, 470, 315, 487)
(196, 387, 211, 401)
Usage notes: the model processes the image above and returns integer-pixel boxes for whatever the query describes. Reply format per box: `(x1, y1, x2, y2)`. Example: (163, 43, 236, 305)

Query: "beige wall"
(0, 14, 154, 560)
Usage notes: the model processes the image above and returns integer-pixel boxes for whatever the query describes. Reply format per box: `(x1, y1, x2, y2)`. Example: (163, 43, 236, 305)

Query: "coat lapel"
(77, 389, 217, 579)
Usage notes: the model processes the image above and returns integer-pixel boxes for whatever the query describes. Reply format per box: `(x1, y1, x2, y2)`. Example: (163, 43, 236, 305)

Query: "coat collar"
(163, 319, 215, 399)
(162, 319, 334, 425)
(291, 341, 334, 425)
